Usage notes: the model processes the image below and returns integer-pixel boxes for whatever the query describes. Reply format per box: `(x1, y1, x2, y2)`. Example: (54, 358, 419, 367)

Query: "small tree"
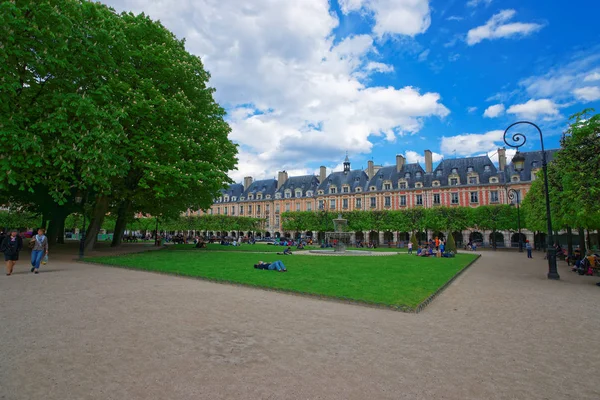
(446, 232, 457, 253)
(410, 232, 418, 248)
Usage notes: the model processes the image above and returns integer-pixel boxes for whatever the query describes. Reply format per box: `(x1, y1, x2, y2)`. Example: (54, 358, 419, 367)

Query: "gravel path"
(1, 248, 599, 400)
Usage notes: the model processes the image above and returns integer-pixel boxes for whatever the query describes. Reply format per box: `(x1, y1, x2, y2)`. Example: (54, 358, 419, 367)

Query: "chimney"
(424, 150, 433, 174)
(396, 154, 405, 173)
(243, 176, 253, 191)
(367, 160, 374, 179)
(498, 147, 506, 172)
(277, 170, 288, 189)
(319, 166, 327, 183)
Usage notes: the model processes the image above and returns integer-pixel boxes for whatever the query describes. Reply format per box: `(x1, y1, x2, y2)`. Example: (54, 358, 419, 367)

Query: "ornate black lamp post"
(505, 187, 523, 252)
(503, 121, 559, 280)
(74, 192, 86, 260)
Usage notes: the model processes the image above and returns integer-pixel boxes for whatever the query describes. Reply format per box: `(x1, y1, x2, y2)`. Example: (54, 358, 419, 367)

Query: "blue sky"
(103, 0, 600, 181)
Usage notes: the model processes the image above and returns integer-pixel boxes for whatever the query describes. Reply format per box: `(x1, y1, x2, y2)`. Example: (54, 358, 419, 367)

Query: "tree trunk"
(579, 227, 586, 254)
(84, 195, 109, 253)
(46, 206, 68, 248)
(566, 226, 573, 255)
(111, 200, 132, 247)
(56, 216, 65, 244)
(587, 229, 592, 250)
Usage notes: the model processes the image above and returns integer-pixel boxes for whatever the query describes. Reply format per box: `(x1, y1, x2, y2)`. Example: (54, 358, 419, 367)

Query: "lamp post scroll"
(503, 121, 559, 280)
(506, 187, 523, 252)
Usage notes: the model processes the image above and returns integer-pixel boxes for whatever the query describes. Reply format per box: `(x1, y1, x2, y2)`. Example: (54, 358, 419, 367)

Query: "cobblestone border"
(82, 252, 481, 314)
(413, 253, 481, 313)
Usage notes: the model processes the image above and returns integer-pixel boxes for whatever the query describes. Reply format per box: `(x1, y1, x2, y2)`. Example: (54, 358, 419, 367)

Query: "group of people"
(1, 228, 49, 276)
(406, 237, 455, 258)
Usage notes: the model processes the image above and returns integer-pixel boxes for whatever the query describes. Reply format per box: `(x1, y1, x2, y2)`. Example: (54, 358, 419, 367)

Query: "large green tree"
(0, 0, 237, 249)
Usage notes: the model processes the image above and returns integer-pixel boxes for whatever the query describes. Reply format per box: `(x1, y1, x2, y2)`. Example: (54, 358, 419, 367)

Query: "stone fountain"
(325, 214, 352, 252)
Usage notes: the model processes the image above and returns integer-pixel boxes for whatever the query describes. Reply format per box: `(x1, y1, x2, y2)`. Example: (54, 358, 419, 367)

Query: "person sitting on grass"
(277, 247, 293, 255)
(254, 260, 287, 272)
(296, 243, 305, 250)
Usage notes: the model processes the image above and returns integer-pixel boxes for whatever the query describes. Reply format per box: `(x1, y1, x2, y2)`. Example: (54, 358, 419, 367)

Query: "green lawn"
(88, 250, 478, 310)
(167, 243, 407, 253)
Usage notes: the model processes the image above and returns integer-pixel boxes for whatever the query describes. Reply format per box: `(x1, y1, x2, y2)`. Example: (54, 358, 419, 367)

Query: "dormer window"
(399, 182, 407, 189)
(404, 172, 411, 179)
(484, 165, 491, 172)
(330, 187, 336, 194)
(415, 172, 422, 178)
(248, 194, 253, 200)
(275, 193, 282, 199)
(266, 195, 271, 199)
(356, 187, 362, 192)
(384, 183, 391, 190)
(240, 196, 245, 201)
(432, 181, 440, 187)
(317, 190, 324, 195)
(467, 166, 474, 173)
(436, 170, 442, 177)
(489, 177, 498, 183)
(512, 176, 520, 182)
(342, 186, 349, 193)
(415, 182, 423, 188)
(531, 161, 538, 168)
(256, 194, 262, 200)
(306, 190, 313, 197)
(370, 186, 376, 191)
(231, 196, 237, 201)
(378, 174, 383, 179)
(224, 196, 229, 202)
(355, 177, 361, 182)
(295, 190, 302, 197)
(285, 190, 291, 198)
(451, 168, 458, 174)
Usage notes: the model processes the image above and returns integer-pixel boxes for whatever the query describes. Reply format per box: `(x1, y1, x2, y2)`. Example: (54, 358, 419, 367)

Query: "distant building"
(194, 148, 557, 247)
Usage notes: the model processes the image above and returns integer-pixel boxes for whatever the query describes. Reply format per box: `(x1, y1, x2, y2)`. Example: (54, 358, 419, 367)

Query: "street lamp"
(74, 192, 86, 260)
(505, 186, 523, 252)
(503, 121, 559, 280)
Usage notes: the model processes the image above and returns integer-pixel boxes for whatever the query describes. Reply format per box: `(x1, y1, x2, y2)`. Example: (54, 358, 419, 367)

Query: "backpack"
(28, 238, 36, 249)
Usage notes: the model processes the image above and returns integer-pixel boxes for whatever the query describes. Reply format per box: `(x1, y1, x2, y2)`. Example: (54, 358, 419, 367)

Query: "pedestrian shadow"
(9, 269, 67, 275)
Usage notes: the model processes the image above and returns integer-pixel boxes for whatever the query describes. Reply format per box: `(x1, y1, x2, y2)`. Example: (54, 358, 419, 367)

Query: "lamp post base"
(546, 248, 560, 280)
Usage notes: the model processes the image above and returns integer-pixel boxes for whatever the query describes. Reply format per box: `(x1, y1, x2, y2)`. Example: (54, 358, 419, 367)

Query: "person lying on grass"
(253, 260, 287, 272)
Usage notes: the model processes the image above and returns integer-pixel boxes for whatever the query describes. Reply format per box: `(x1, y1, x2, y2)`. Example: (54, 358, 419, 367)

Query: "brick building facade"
(197, 148, 556, 247)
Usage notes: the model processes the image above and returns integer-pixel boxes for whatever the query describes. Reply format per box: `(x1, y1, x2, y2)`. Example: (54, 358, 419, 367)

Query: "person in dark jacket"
(1, 230, 23, 276)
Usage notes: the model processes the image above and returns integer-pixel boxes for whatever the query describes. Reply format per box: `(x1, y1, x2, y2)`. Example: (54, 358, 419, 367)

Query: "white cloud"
(446, 16, 463, 21)
(448, 53, 460, 62)
(417, 49, 430, 62)
(483, 103, 505, 118)
(519, 53, 600, 101)
(364, 61, 395, 73)
(339, 0, 431, 37)
(467, 106, 478, 113)
(573, 86, 600, 102)
(101, 0, 449, 181)
(405, 150, 443, 164)
(584, 72, 600, 82)
(466, 0, 492, 7)
(441, 130, 504, 156)
(506, 99, 560, 119)
(466, 9, 544, 46)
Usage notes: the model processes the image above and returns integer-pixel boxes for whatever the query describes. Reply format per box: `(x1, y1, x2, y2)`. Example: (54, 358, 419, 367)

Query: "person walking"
(1, 230, 23, 276)
(526, 240, 532, 259)
(30, 228, 49, 274)
(408, 241, 413, 255)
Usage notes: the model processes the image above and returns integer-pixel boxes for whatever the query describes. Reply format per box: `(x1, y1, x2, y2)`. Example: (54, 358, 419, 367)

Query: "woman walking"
(1, 230, 23, 276)
(30, 228, 49, 274)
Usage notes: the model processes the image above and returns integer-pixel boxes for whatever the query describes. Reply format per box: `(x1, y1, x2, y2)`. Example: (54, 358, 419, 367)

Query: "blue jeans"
(527, 249, 532, 258)
(271, 260, 286, 271)
(31, 250, 44, 270)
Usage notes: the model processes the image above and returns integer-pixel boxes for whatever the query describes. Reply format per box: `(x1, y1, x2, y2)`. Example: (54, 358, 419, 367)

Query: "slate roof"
(219, 183, 244, 198)
(241, 179, 278, 200)
(317, 169, 369, 193)
(366, 163, 427, 190)
(504, 150, 558, 182)
(433, 155, 498, 187)
(276, 175, 320, 198)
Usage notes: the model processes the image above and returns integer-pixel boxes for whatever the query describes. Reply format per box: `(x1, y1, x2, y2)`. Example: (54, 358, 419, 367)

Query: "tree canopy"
(0, 0, 237, 248)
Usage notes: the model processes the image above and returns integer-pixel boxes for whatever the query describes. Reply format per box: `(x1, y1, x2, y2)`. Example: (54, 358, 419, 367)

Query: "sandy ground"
(1, 246, 599, 400)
